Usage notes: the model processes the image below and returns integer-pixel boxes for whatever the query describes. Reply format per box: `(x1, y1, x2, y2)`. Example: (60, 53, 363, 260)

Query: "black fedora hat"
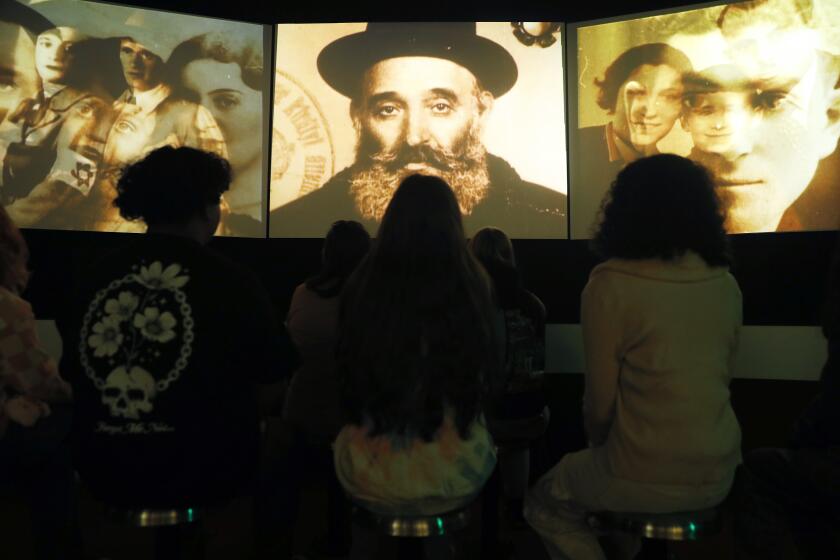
(317, 22, 518, 98)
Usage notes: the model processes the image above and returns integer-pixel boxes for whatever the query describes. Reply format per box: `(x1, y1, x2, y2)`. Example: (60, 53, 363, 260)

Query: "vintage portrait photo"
(0, 0, 268, 237)
(570, 0, 840, 238)
(270, 22, 567, 239)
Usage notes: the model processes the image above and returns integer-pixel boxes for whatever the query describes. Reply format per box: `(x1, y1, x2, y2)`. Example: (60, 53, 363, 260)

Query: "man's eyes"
(374, 104, 400, 117)
(752, 90, 792, 112)
(430, 102, 452, 114)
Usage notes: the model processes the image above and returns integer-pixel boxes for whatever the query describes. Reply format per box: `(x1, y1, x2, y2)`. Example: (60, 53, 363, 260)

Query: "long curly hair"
(338, 174, 499, 441)
(0, 205, 30, 294)
(592, 154, 731, 267)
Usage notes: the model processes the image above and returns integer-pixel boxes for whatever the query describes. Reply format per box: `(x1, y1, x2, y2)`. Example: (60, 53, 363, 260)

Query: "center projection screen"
(569, 0, 840, 239)
(0, 0, 270, 237)
(269, 22, 568, 239)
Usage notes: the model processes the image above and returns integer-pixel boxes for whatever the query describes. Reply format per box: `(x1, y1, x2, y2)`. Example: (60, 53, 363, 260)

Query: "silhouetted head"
(593, 154, 731, 267)
(115, 146, 230, 242)
(307, 220, 371, 298)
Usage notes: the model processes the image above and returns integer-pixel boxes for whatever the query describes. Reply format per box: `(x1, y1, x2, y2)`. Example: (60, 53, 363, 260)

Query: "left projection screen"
(0, 0, 270, 237)
(269, 22, 568, 239)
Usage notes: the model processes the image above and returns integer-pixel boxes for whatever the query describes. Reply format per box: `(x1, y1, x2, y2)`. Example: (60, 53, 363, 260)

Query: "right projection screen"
(569, 0, 840, 238)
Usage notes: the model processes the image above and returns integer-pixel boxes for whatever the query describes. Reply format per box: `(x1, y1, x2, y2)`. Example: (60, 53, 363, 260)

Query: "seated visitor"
(256, 220, 369, 557)
(525, 154, 742, 559)
(735, 237, 840, 559)
(284, 219, 371, 442)
(0, 203, 75, 559)
(469, 226, 546, 421)
(55, 146, 298, 509)
(335, 174, 500, 516)
(469, 226, 546, 528)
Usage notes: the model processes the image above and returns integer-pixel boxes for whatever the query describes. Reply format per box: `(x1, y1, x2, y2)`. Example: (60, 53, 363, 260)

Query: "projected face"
(35, 27, 86, 86)
(0, 21, 38, 125)
(613, 64, 683, 150)
(59, 96, 113, 162)
(349, 56, 492, 220)
(682, 91, 753, 154)
(686, 13, 840, 232)
(357, 57, 487, 170)
(182, 59, 261, 171)
(119, 39, 163, 93)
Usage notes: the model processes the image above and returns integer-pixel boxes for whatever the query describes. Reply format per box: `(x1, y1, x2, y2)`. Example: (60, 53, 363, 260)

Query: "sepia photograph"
(270, 22, 567, 239)
(570, 0, 840, 238)
(0, 0, 268, 237)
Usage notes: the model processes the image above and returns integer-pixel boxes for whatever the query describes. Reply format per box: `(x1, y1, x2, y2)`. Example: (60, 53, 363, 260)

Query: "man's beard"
(349, 127, 490, 222)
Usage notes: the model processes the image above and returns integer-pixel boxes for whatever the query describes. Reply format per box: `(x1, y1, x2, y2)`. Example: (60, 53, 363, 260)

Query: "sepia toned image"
(270, 22, 567, 239)
(0, 0, 269, 237)
(570, 0, 840, 238)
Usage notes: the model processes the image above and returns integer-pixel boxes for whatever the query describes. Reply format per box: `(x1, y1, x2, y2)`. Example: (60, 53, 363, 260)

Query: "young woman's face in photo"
(35, 27, 86, 86)
(182, 59, 262, 173)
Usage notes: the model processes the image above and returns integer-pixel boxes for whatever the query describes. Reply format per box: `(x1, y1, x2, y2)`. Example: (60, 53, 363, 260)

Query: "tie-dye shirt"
(334, 412, 496, 515)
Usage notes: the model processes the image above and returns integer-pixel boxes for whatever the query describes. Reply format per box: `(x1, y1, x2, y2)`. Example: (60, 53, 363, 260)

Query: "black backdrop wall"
(20, 0, 840, 334)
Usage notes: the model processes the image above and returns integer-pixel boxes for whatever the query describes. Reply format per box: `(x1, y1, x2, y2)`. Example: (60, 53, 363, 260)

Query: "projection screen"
(0, 0, 271, 237)
(569, 0, 840, 238)
(269, 22, 568, 239)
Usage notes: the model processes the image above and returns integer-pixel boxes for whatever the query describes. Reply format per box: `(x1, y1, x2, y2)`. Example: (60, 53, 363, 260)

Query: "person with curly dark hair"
(168, 32, 264, 234)
(575, 42, 693, 236)
(55, 146, 298, 542)
(525, 154, 742, 560)
(334, 174, 500, 524)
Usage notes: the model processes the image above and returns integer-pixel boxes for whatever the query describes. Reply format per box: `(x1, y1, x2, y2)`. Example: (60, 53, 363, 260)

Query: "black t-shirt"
(56, 233, 298, 507)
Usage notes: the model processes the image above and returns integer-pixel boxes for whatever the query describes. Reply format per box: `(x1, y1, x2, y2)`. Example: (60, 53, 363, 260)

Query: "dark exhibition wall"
(17, 0, 840, 342)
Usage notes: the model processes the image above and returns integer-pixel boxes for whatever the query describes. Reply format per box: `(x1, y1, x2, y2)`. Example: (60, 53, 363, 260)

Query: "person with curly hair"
(525, 154, 742, 560)
(168, 31, 265, 235)
(55, 146, 297, 522)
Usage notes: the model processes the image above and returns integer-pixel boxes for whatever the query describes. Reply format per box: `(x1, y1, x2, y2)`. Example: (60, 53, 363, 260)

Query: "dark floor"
(0, 375, 818, 559)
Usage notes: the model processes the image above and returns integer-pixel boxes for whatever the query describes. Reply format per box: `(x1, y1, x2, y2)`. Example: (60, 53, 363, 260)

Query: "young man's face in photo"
(119, 39, 163, 93)
(35, 27, 85, 86)
(613, 63, 684, 151)
(687, 9, 840, 233)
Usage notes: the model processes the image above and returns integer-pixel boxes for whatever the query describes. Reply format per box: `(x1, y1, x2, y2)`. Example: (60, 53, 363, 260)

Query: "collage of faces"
(2, 0, 839, 239)
(573, 0, 840, 237)
(0, 0, 266, 237)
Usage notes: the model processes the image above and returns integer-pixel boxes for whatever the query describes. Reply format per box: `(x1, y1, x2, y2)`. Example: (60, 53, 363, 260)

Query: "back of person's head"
(0, 205, 29, 294)
(114, 146, 230, 227)
(469, 227, 520, 308)
(339, 174, 498, 441)
(592, 154, 731, 267)
(307, 220, 370, 298)
(469, 227, 515, 268)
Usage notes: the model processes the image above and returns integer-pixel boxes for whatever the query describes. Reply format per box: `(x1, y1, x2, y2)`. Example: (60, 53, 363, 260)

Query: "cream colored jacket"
(582, 252, 742, 486)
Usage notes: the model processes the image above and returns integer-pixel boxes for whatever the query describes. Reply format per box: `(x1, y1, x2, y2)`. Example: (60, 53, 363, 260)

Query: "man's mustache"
(367, 144, 455, 172)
